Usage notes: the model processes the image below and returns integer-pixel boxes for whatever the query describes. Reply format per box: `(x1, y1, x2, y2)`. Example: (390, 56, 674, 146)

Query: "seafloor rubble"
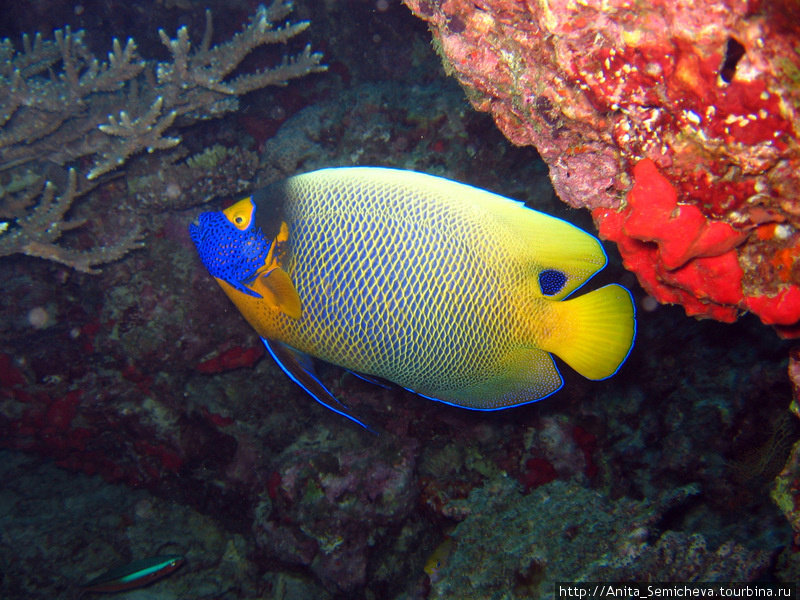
(403, 0, 800, 336)
(429, 479, 771, 599)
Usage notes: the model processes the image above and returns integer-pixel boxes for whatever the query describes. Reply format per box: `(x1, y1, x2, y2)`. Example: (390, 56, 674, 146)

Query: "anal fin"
(413, 348, 563, 410)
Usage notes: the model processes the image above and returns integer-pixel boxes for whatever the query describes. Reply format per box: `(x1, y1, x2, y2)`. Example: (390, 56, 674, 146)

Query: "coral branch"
(154, 0, 324, 119)
(0, 169, 143, 273)
(90, 97, 180, 180)
(0, 0, 325, 271)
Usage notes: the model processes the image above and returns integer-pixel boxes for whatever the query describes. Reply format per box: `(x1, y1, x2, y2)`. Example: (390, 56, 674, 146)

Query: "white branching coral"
(0, 0, 325, 271)
(0, 170, 143, 273)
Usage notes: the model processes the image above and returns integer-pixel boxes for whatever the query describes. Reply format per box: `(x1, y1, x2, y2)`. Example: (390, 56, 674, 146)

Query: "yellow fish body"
(424, 537, 453, 582)
(190, 167, 635, 429)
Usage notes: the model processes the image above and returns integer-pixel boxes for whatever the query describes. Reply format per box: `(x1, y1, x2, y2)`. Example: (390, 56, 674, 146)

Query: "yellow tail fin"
(541, 284, 635, 380)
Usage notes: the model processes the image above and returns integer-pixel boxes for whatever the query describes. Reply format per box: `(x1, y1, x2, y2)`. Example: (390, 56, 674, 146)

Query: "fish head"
(189, 196, 272, 297)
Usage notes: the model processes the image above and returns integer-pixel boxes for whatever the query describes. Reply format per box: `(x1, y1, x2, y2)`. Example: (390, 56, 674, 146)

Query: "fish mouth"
(188, 220, 205, 245)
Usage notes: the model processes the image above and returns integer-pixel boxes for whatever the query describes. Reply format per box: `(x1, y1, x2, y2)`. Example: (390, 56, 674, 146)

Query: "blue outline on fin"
(346, 370, 394, 390)
(591, 284, 637, 381)
(400, 363, 564, 412)
(231, 279, 263, 298)
(262, 338, 376, 434)
(551, 220, 610, 300)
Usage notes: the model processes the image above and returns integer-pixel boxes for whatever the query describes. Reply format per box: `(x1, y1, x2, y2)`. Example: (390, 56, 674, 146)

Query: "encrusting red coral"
(596, 159, 800, 329)
(595, 159, 748, 323)
(403, 0, 800, 335)
(618, 160, 748, 271)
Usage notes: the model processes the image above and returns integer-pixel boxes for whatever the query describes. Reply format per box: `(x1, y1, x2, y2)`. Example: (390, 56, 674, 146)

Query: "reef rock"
(431, 479, 771, 599)
(772, 350, 800, 547)
(404, 0, 800, 335)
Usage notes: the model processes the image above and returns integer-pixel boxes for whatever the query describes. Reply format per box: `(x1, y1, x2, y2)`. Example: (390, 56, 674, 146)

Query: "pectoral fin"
(262, 338, 375, 433)
(250, 267, 302, 319)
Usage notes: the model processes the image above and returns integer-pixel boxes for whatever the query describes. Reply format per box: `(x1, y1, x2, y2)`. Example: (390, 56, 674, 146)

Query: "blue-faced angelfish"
(189, 167, 636, 430)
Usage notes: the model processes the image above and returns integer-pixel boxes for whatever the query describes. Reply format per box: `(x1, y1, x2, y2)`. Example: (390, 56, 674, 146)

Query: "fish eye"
(229, 210, 251, 229)
(222, 197, 255, 231)
(539, 269, 567, 296)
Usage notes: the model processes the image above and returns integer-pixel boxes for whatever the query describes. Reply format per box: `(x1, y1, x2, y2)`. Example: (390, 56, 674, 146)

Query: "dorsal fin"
(286, 167, 607, 300)
(457, 187, 607, 300)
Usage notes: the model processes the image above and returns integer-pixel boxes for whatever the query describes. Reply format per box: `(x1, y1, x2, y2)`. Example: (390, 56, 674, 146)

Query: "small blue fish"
(80, 554, 184, 596)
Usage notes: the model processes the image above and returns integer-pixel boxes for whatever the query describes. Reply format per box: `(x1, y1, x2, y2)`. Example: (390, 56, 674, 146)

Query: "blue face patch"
(189, 210, 272, 297)
(539, 269, 568, 296)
